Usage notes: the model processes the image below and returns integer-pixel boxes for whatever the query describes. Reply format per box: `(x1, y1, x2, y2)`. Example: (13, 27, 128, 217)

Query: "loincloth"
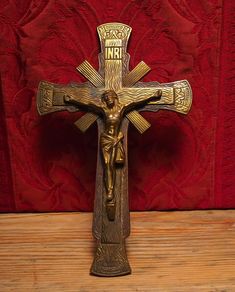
(100, 132, 125, 164)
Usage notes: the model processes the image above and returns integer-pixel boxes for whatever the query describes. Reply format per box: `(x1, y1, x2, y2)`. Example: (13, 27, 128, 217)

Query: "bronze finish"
(37, 23, 192, 277)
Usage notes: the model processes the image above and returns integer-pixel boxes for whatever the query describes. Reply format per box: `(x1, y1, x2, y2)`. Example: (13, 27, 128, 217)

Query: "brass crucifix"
(37, 23, 192, 277)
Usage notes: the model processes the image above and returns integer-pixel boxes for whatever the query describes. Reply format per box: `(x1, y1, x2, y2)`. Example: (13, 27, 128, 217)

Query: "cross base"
(90, 241, 131, 277)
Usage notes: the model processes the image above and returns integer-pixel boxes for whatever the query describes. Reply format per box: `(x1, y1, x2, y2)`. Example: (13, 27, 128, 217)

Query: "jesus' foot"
(107, 190, 113, 201)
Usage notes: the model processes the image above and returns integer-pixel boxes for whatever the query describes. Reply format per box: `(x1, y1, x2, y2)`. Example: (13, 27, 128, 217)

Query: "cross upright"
(37, 22, 192, 277)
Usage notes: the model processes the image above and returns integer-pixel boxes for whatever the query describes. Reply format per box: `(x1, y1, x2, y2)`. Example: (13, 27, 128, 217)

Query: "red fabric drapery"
(0, 0, 234, 212)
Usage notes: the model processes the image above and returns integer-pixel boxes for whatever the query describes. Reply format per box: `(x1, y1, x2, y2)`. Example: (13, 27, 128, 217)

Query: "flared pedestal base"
(90, 241, 131, 277)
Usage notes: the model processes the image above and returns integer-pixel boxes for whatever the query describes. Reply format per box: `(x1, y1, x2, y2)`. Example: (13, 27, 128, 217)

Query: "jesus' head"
(101, 90, 118, 108)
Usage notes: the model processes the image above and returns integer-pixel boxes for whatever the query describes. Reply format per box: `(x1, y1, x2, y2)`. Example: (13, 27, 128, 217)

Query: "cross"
(37, 23, 192, 277)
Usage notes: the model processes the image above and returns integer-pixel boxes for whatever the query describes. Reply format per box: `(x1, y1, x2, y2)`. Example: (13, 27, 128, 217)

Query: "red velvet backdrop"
(0, 0, 234, 212)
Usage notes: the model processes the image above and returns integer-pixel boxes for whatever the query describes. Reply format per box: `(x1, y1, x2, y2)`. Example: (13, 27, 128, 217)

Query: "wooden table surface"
(0, 210, 235, 291)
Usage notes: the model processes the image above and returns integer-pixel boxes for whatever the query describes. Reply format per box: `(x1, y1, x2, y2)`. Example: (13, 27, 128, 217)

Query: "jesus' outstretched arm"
(117, 88, 162, 111)
(37, 80, 104, 115)
(62, 86, 104, 113)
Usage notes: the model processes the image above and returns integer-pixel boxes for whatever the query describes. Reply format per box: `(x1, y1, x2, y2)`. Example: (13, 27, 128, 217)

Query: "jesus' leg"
(105, 146, 116, 202)
(101, 147, 113, 201)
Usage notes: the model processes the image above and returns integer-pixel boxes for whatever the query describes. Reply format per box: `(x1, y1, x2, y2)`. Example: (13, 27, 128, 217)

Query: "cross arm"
(117, 87, 162, 110)
(37, 81, 78, 115)
(144, 80, 192, 115)
(62, 85, 103, 113)
(37, 81, 103, 116)
(118, 80, 192, 115)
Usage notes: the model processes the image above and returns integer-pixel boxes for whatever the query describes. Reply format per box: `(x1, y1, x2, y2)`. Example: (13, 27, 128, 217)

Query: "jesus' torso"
(102, 104, 124, 137)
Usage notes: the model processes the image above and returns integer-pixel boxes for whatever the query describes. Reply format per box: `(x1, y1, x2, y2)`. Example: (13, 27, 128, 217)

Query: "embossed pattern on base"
(90, 241, 131, 277)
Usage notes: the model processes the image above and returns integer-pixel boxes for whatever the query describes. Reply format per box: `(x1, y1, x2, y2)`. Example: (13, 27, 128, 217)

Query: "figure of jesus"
(64, 89, 162, 218)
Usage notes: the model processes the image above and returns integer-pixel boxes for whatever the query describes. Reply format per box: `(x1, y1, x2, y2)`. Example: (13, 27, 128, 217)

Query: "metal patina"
(37, 23, 192, 277)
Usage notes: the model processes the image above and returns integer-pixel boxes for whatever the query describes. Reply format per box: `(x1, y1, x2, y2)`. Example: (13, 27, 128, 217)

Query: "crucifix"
(37, 23, 192, 277)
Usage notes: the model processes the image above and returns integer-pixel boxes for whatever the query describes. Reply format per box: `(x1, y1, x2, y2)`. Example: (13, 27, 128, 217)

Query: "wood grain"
(0, 211, 235, 291)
